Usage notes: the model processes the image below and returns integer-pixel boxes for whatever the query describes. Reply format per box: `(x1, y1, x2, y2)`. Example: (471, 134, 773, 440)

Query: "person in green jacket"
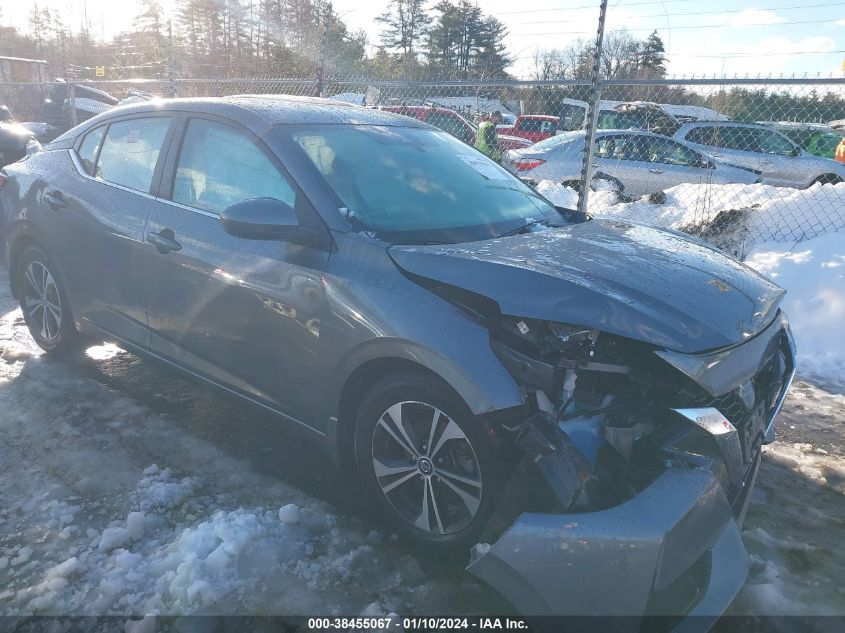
(475, 120, 502, 161)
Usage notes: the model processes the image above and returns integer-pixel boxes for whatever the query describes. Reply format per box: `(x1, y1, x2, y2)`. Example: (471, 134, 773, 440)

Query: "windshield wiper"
(497, 219, 548, 238)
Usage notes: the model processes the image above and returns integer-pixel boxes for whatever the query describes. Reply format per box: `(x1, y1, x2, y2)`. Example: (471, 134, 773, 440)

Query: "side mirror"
(220, 197, 299, 241)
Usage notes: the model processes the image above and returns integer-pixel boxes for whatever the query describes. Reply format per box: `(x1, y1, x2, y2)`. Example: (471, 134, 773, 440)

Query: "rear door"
(593, 134, 657, 197)
(52, 114, 175, 345)
(142, 115, 331, 426)
(640, 136, 709, 191)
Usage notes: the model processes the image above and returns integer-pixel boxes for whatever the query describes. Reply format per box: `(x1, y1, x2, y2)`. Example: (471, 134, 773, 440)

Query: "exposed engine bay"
(478, 311, 795, 544)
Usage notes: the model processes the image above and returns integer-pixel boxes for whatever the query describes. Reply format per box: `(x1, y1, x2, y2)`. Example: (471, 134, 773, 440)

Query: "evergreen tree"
(639, 30, 667, 78)
(376, 0, 430, 65)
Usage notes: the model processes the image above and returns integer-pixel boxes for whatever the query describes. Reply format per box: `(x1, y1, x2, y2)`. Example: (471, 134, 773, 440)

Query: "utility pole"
(316, 5, 331, 98)
(167, 20, 176, 98)
(577, 0, 609, 216)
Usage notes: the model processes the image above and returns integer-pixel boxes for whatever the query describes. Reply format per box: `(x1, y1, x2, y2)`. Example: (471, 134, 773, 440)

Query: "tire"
(354, 371, 498, 557)
(812, 174, 842, 186)
(16, 245, 80, 355)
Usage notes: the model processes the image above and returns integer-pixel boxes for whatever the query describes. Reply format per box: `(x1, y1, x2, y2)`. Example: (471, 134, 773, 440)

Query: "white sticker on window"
(457, 154, 509, 180)
(126, 129, 141, 143)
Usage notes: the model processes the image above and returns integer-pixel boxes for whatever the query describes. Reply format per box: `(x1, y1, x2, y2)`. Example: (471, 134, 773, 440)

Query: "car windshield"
(289, 125, 565, 243)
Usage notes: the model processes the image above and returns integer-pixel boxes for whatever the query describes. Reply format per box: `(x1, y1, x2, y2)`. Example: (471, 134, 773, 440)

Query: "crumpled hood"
(388, 219, 785, 353)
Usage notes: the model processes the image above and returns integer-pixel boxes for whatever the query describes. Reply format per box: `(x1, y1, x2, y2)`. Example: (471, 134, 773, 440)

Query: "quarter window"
(77, 125, 106, 176)
(96, 117, 172, 192)
(172, 119, 296, 214)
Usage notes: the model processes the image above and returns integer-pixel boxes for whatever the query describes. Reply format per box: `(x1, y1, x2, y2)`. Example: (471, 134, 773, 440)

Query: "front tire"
(16, 245, 80, 354)
(354, 372, 497, 557)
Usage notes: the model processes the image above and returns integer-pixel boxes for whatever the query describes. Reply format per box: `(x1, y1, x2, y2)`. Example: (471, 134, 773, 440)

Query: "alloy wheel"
(371, 401, 483, 535)
(22, 260, 63, 342)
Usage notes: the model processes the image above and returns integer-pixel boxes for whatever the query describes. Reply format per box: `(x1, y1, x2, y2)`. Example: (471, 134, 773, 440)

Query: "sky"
(4, 0, 845, 78)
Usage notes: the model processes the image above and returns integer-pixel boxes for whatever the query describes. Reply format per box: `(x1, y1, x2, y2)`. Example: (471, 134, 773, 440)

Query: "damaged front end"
(468, 310, 796, 625)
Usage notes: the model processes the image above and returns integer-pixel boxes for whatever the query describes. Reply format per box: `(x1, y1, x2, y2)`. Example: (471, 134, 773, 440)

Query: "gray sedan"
(502, 129, 759, 197)
(1, 97, 794, 622)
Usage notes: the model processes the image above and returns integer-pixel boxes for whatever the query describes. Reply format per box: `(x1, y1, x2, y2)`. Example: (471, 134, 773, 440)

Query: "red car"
(497, 114, 561, 143)
(380, 106, 530, 151)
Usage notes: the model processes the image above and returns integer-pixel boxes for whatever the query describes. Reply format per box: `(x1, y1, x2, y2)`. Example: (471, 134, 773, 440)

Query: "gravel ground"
(0, 266, 842, 619)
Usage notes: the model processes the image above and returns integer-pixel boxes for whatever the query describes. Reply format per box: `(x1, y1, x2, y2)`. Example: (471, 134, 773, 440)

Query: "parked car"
(1, 96, 795, 621)
(675, 122, 845, 188)
(380, 105, 530, 151)
(496, 114, 560, 143)
(0, 105, 40, 168)
(502, 129, 759, 198)
(555, 98, 729, 132)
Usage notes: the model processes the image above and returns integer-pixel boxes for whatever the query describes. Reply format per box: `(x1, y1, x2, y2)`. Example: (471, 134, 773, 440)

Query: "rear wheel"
(811, 174, 842, 186)
(354, 372, 497, 557)
(16, 246, 80, 354)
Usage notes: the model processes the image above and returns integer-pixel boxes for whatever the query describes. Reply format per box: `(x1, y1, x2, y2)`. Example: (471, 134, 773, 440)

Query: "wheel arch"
(329, 339, 524, 470)
(8, 232, 44, 300)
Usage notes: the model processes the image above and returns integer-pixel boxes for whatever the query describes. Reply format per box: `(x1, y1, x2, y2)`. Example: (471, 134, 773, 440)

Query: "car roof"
(679, 121, 770, 130)
(54, 94, 429, 143)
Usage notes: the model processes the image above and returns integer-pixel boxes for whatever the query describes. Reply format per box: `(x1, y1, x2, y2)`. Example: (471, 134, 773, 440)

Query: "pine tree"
(639, 30, 666, 78)
(376, 0, 431, 66)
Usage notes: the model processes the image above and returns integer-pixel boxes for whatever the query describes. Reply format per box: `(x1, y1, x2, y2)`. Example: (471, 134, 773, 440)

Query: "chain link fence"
(2, 75, 844, 258)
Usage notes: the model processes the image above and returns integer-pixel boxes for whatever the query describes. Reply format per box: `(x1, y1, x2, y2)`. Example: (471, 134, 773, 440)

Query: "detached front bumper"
(467, 460, 759, 631)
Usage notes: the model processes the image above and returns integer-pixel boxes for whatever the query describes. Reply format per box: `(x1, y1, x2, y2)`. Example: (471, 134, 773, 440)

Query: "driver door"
(142, 116, 330, 426)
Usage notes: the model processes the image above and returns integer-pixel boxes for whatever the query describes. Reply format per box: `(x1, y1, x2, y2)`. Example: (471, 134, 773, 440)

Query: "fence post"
(577, 0, 609, 215)
(68, 83, 78, 128)
(167, 20, 177, 98)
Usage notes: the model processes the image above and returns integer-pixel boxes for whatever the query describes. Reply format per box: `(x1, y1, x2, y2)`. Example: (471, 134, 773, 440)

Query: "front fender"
(333, 334, 525, 417)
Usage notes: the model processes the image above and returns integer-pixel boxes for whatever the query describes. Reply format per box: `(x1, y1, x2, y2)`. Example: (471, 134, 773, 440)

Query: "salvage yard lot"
(0, 254, 843, 619)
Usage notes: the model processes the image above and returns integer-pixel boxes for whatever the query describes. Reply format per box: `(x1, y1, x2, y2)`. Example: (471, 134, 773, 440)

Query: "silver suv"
(674, 121, 845, 188)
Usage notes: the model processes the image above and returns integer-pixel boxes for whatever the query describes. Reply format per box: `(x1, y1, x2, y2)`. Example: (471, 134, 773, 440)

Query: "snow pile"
(745, 233, 845, 388)
(536, 179, 845, 252)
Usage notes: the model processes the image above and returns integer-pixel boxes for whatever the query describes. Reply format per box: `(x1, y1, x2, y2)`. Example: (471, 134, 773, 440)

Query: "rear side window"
(684, 126, 718, 146)
(77, 126, 106, 176)
(172, 118, 296, 214)
(96, 117, 172, 192)
(721, 127, 759, 152)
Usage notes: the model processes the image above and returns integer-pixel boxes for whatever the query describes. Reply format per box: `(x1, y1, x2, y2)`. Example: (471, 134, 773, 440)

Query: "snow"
(278, 504, 301, 525)
(745, 233, 845, 390)
(536, 179, 845, 253)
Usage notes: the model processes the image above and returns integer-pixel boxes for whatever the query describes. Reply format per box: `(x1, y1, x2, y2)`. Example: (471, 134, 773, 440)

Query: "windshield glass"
(290, 125, 563, 243)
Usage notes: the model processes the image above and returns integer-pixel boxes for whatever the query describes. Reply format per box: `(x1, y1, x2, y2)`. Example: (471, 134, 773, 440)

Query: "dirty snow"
(536, 179, 845, 251)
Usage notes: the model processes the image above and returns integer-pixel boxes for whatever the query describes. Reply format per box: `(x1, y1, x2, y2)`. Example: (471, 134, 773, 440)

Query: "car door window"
(644, 137, 699, 166)
(721, 126, 759, 152)
(756, 129, 796, 155)
(172, 118, 296, 214)
(77, 125, 106, 176)
(685, 126, 718, 146)
(96, 117, 172, 193)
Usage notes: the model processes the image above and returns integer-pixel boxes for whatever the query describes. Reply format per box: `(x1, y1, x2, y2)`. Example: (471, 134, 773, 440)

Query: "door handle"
(648, 169, 664, 174)
(147, 229, 182, 254)
(43, 190, 67, 210)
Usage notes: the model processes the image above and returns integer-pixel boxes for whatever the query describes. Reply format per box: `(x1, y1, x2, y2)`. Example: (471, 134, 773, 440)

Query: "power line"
(496, 0, 696, 16)
(515, 2, 845, 26)
(511, 18, 838, 37)
(669, 48, 845, 59)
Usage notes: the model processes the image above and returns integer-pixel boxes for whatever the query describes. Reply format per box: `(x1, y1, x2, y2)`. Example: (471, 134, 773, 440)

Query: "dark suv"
(0, 96, 794, 621)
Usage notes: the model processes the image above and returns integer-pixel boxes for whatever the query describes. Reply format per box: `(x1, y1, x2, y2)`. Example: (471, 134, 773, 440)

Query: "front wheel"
(17, 245, 80, 354)
(354, 372, 497, 556)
